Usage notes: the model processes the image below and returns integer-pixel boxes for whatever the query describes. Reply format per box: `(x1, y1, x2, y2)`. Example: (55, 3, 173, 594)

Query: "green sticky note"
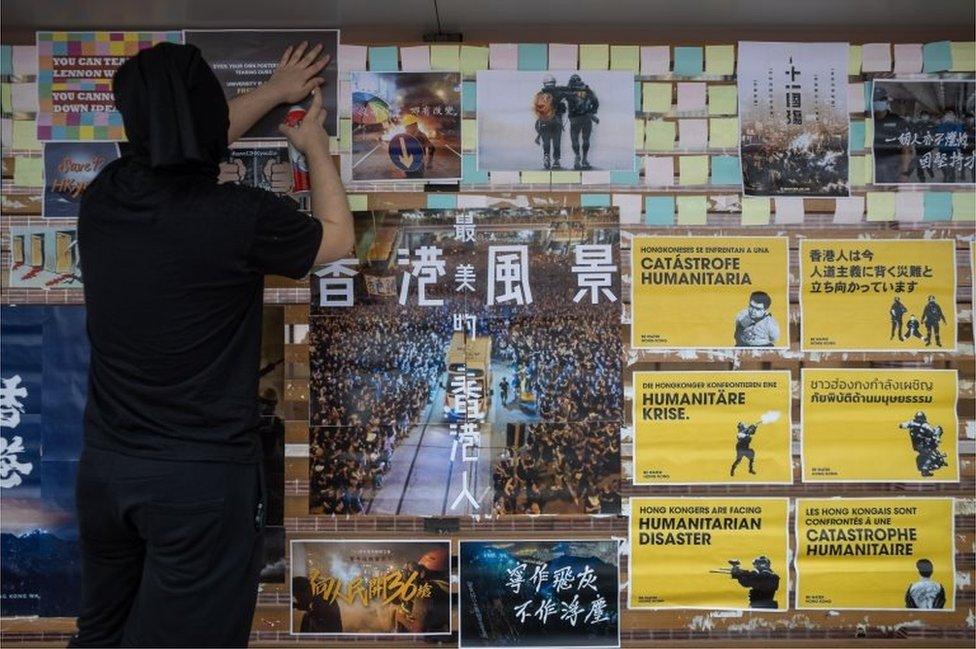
(1, 83, 11, 113)
(459, 45, 489, 75)
(579, 44, 610, 70)
(462, 119, 477, 150)
(707, 85, 737, 115)
(642, 82, 671, 113)
(849, 155, 867, 187)
(634, 119, 645, 149)
(430, 45, 460, 71)
(704, 45, 735, 75)
(12, 120, 39, 151)
(550, 170, 581, 183)
(866, 191, 896, 221)
(950, 41, 976, 71)
(521, 170, 551, 184)
(951, 191, 975, 221)
(339, 118, 352, 151)
(676, 195, 707, 224)
(679, 155, 709, 185)
(848, 44, 862, 75)
(709, 117, 738, 148)
(347, 194, 368, 211)
(645, 120, 676, 151)
(741, 197, 771, 225)
(610, 45, 640, 72)
(863, 117, 874, 144)
(13, 156, 43, 186)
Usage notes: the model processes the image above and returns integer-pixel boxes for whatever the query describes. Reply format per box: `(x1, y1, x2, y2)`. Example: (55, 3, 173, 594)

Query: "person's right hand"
(278, 89, 330, 158)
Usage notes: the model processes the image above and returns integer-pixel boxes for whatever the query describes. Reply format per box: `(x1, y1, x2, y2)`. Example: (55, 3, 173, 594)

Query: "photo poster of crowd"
(737, 41, 850, 196)
(307, 208, 623, 518)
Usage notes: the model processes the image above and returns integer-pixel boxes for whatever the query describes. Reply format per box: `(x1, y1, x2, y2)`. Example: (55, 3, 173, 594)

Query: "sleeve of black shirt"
(246, 190, 324, 279)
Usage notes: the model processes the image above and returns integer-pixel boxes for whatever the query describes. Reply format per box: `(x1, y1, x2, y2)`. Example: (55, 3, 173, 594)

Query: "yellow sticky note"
(550, 170, 581, 183)
(430, 45, 460, 71)
(462, 119, 477, 150)
(642, 82, 671, 113)
(848, 45, 862, 75)
(634, 119, 645, 149)
(347, 194, 368, 211)
(741, 197, 771, 225)
(521, 170, 551, 184)
(866, 191, 896, 221)
(459, 45, 489, 75)
(645, 120, 676, 151)
(951, 191, 975, 221)
(13, 156, 43, 186)
(676, 195, 707, 224)
(704, 45, 735, 75)
(709, 117, 738, 148)
(950, 41, 976, 71)
(850, 155, 875, 187)
(579, 44, 610, 70)
(863, 117, 874, 144)
(610, 45, 640, 72)
(679, 155, 709, 185)
(12, 119, 39, 151)
(1, 83, 11, 113)
(708, 85, 737, 115)
(338, 118, 352, 151)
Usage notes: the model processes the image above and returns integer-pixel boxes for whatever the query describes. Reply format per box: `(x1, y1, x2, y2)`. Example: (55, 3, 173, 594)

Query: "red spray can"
(284, 105, 310, 193)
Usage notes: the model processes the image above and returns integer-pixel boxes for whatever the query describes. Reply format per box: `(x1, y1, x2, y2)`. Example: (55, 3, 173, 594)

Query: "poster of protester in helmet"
(476, 71, 635, 172)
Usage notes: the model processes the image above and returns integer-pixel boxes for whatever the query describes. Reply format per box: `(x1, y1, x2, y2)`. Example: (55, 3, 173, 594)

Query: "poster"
(801, 369, 958, 483)
(351, 72, 461, 181)
(630, 236, 789, 349)
(795, 498, 955, 610)
(459, 540, 620, 648)
(0, 306, 87, 617)
(290, 539, 451, 635)
(219, 144, 291, 193)
(36, 31, 182, 140)
(258, 306, 286, 583)
(632, 371, 792, 484)
(737, 41, 850, 196)
(308, 208, 622, 517)
(629, 497, 790, 610)
(184, 29, 338, 138)
(8, 226, 82, 288)
(476, 71, 636, 172)
(871, 80, 975, 185)
(42, 141, 119, 217)
(799, 239, 957, 352)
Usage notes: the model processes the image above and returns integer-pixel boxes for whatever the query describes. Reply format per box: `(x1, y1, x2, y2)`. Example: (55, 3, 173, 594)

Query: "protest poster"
(8, 227, 82, 288)
(42, 141, 119, 217)
(219, 144, 291, 193)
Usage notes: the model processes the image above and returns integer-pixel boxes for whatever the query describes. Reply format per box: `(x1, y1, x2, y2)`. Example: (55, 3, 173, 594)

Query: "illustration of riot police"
(921, 295, 947, 347)
(563, 74, 600, 170)
(889, 296, 907, 341)
(729, 556, 780, 609)
(898, 411, 948, 477)
(533, 75, 566, 170)
(730, 422, 758, 476)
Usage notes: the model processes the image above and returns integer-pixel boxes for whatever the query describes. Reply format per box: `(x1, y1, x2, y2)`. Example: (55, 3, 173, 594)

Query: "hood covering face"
(113, 42, 229, 176)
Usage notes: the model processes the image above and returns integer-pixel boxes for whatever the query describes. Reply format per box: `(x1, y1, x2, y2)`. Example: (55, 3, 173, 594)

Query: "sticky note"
(11, 46, 37, 76)
(673, 47, 703, 76)
(549, 44, 578, 69)
(518, 43, 548, 71)
(460, 45, 489, 74)
(951, 41, 976, 71)
(678, 119, 707, 149)
(863, 117, 874, 146)
(457, 194, 489, 208)
(710, 155, 741, 185)
(635, 119, 645, 149)
(679, 155, 709, 185)
(645, 120, 676, 151)
(338, 44, 367, 72)
(610, 45, 640, 72)
(640, 46, 670, 75)
(400, 45, 430, 71)
(635, 81, 642, 112)
(13, 156, 42, 186)
(709, 117, 738, 148)
(894, 192, 924, 221)
(1, 83, 10, 113)
(644, 195, 675, 225)
(581, 170, 611, 185)
(521, 170, 551, 184)
(849, 121, 865, 151)
(488, 44, 518, 70)
(893, 43, 923, 73)
(866, 192, 896, 221)
(368, 46, 399, 71)
(922, 41, 952, 72)
(707, 85, 737, 116)
(579, 44, 610, 70)
(347, 194, 368, 211)
(861, 43, 892, 72)
(922, 192, 953, 221)
(833, 196, 865, 223)
(461, 81, 476, 112)
(849, 155, 868, 187)
(11, 82, 36, 113)
(550, 170, 581, 183)
(705, 45, 735, 75)
(489, 170, 519, 185)
(848, 45, 862, 75)
(462, 154, 488, 184)
(773, 197, 805, 224)
(0, 45, 11, 76)
(610, 157, 640, 185)
(1, 118, 11, 146)
(430, 45, 460, 71)
(676, 82, 706, 112)
(461, 119, 477, 150)
(676, 195, 707, 224)
(581, 193, 612, 207)
(740, 197, 770, 225)
(339, 118, 352, 150)
(12, 120, 39, 151)
(952, 191, 975, 221)
(642, 82, 671, 114)
(426, 193, 458, 209)
(644, 156, 674, 186)
(847, 83, 865, 115)
(612, 193, 643, 224)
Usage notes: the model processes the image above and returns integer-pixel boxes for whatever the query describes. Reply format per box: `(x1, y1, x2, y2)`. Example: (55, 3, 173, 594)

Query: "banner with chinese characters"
(42, 142, 119, 217)
(459, 540, 620, 648)
(633, 371, 792, 485)
(795, 498, 956, 610)
(737, 41, 850, 196)
(290, 539, 451, 635)
(36, 31, 182, 140)
(629, 497, 790, 611)
(799, 239, 957, 352)
(630, 236, 789, 350)
(308, 208, 622, 518)
(801, 369, 959, 483)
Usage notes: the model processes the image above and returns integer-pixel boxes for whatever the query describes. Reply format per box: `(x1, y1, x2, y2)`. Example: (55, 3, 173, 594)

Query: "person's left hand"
(265, 42, 331, 104)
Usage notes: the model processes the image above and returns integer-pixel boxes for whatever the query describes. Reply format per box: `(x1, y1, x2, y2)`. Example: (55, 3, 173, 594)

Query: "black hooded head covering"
(113, 42, 229, 176)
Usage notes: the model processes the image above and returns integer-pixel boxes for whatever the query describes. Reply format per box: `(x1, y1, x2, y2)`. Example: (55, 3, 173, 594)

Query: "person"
(935, 109, 965, 183)
(729, 556, 780, 609)
(921, 295, 948, 347)
(499, 376, 510, 405)
(563, 74, 600, 170)
(898, 411, 947, 477)
(905, 313, 922, 340)
(890, 296, 907, 341)
(872, 86, 913, 183)
(905, 559, 947, 609)
(730, 422, 758, 476)
(533, 74, 566, 170)
(400, 114, 436, 179)
(733, 291, 780, 347)
(71, 41, 354, 647)
(292, 576, 344, 632)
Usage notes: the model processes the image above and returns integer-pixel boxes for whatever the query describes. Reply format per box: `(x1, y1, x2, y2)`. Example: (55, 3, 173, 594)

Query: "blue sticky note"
(849, 121, 865, 151)
(644, 196, 676, 225)
(610, 156, 641, 185)
(922, 41, 952, 73)
(426, 193, 458, 209)
(368, 46, 399, 71)
(462, 154, 488, 184)
(863, 79, 873, 113)
(581, 193, 612, 207)
(634, 81, 642, 112)
(518, 43, 548, 71)
(710, 155, 741, 185)
(923, 192, 953, 221)
(462, 81, 476, 113)
(0, 46, 12, 76)
(673, 47, 704, 76)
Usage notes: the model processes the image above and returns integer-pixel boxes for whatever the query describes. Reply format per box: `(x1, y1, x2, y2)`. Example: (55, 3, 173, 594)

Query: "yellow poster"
(801, 369, 959, 482)
(799, 239, 957, 352)
(632, 371, 792, 484)
(796, 498, 956, 610)
(630, 236, 789, 349)
(629, 497, 790, 610)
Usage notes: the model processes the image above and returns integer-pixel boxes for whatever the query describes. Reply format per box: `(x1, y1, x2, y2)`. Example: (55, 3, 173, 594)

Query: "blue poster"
(42, 142, 120, 218)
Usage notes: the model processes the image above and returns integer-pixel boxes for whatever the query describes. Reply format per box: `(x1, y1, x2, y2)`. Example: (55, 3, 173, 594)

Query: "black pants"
(69, 446, 265, 648)
(569, 115, 593, 156)
(537, 120, 562, 160)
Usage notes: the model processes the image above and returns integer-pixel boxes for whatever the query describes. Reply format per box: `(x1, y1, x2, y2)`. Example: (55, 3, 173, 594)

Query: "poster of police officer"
(871, 80, 975, 185)
(307, 208, 622, 518)
(476, 71, 636, 171)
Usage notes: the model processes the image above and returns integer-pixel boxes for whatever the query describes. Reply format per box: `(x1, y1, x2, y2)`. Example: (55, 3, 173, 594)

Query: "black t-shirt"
(78, 157, 322, 463)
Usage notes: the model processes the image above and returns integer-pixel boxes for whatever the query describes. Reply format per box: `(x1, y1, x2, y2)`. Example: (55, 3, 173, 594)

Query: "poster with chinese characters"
(351, 72, 462, 181)
(36, 31, 182, 140)
(8, 226, 82, 289)
(737, 41, 850, 196)
(290, 539, 451, 635)
(629, 497, 790, 610)
(630, 236, 789, 350)
(459, 540, 620, 648)
(633, 371, 792, 485)
(871, 80, 975, 185)
(795, 498, 955, 610)
(799, 239, 957, 352)
(308, 208, 622, 517)
(801, 369, 959, 483)
(42, 141, 119, 217)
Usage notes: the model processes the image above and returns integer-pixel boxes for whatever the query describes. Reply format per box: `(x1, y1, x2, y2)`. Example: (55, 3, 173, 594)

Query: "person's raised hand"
(278, 88, 330, 157)
(266, 42, 330, 104)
